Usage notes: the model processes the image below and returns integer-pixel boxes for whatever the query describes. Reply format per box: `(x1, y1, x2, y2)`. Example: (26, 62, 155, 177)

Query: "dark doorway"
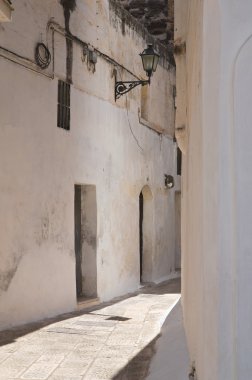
(74, 184, 98, 301)
(139, 192, 143, 282)
(75, 185, 82, 298)
(139, 186, 153, 284)
(177, 147, 182, 175)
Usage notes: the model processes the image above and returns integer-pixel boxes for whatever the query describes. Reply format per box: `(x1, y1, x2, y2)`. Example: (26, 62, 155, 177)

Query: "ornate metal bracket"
(115, 79, 150, 101)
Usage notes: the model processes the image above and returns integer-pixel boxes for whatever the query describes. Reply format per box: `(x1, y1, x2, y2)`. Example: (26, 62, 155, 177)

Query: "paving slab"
(0, 278, 185, 380)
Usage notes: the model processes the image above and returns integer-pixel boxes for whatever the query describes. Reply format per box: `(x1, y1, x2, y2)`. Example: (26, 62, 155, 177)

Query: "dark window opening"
(57, 80, 70, 130)
(177, 147, 182, 176)
(74, 185, 82, 298)
(74, 184, 98, 300)
(139, 192, 143, 283)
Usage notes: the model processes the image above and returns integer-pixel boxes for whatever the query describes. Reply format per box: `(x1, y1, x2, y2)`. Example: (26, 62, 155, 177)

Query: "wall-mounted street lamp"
(115, 44, 160, 101)
(164, 174, 174, 189)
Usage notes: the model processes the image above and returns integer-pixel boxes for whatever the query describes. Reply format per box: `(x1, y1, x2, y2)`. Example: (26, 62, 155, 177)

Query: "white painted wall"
(175, 0, 252, 378)
(0, 0, 177, 329)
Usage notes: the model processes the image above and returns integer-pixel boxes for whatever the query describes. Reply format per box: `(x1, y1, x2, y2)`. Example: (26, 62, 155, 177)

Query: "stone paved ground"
(0, 278, 181, 380)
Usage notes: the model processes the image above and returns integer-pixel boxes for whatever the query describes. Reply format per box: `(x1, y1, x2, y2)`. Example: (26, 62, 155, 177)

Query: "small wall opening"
(139, 185, 154, 283)
(177, 147, 182, 175)
(74, 184, 97, 300)
(175, 191, 181, 270)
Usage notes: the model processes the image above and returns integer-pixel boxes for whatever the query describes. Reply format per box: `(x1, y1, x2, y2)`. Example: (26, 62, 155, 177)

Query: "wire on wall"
(35, 43, 51, 69)
(0, 46, 54, 79)
(115, 68, 143, 152)
(125, 94, 144, 153)
(0, 19, 142, 83)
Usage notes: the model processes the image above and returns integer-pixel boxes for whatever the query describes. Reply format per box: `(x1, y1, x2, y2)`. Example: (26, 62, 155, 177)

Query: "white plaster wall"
(233, 31, 252, 380)
(175, 0, 252, 378)
(0, 0, 177, 329)
(174, 191, 181, 270)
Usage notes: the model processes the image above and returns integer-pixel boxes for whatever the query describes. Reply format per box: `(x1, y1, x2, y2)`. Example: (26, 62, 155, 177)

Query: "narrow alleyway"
(0, 279, 188, 380)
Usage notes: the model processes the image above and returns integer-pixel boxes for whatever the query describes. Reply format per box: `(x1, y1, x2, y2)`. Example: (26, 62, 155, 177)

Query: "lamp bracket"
(115, 79, 149, 101)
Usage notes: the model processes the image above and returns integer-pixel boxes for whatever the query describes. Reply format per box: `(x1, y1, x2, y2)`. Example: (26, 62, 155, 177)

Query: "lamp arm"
(115, 78, 150, 101)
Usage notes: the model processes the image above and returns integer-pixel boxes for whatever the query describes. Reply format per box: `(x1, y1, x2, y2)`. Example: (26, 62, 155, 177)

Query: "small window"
(177, 147, 182, 176)
(57, 80, 70, 130)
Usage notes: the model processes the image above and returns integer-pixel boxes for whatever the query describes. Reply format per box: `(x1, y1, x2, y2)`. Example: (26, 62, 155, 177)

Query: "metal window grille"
(57, 80, 70, 130)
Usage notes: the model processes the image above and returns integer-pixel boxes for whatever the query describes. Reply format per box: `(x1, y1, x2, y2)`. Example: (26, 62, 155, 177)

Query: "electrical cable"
(47, 20, 142, 81)
(117, 69, 143, 152)
(125, 94, 144, 152)
(35, 43, 51, 69)
(0, 46, 53, 79)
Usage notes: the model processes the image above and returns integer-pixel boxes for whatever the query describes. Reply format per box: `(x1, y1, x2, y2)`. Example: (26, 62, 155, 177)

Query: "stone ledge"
(139, 115, 174, 139)
(77, 297, 100, 311)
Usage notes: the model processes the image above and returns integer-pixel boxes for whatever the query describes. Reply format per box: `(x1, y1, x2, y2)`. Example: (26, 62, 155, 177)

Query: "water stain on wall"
(0, 255, 22, 292)
(60, 0, 77, 83)
(81, 226, 96, 249)
(35, 216, 50, 246)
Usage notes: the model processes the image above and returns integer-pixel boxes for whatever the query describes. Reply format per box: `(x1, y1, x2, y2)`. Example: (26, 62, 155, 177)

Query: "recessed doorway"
(139, 185, 154, 283)
(74, 185, 97, 300)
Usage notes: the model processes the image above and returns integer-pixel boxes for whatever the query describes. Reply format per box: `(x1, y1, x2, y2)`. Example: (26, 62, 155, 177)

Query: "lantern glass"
(152, 54, 159, 72)
(140, 44, 160, 77)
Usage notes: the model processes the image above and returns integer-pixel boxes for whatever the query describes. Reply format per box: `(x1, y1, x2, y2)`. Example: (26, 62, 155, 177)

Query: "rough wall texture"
(0, 0, 177, 330)
(117, 0, 174, 46)
(176, 0, 252, 379)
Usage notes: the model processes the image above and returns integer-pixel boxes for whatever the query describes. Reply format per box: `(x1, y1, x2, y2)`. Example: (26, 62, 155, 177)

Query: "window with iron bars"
(57, 80, 70, 130)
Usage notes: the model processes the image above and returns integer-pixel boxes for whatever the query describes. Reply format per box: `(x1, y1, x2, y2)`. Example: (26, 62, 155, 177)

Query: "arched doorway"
(139, 185, 154, 283)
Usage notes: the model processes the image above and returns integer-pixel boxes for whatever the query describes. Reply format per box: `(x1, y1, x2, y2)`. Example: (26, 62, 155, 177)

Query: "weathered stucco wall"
(0, 0, 177, 329)
(175, 0, 252, 378)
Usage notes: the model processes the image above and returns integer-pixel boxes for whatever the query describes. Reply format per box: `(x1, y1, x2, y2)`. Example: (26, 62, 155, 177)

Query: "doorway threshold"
(139, 281, 155, 289)
(77, 296, 100, 311)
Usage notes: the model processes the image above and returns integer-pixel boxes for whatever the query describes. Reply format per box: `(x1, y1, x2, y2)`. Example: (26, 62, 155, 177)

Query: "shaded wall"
(175, 0, 252, 378)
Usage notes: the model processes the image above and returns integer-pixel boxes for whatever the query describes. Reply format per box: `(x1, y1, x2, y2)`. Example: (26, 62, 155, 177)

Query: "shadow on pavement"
(112, 298, 188, 380)
(0, 277, 181, 354)
(112, 335, 161, 380)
